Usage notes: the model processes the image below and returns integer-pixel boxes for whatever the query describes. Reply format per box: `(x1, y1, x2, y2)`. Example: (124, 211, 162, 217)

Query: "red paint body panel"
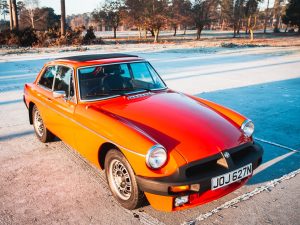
(93, 90, 250, 163)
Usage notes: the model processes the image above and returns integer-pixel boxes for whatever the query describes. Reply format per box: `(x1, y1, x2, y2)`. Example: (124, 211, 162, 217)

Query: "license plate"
(211, 163, 252, 190)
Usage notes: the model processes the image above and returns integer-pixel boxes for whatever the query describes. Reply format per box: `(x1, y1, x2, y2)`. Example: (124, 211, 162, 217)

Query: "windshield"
(78, 62, 166, 100)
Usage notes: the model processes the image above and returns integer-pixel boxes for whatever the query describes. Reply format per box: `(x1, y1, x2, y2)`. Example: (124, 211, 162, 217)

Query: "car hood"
(93, 91, 249, 163)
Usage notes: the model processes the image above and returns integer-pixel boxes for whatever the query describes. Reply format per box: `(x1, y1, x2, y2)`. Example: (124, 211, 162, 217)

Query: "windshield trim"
(76, 61, 167, 102)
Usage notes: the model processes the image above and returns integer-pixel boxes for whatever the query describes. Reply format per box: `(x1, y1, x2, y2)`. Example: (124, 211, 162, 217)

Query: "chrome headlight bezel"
(146, 144, 167, 169)
(241, 119, 255, 137)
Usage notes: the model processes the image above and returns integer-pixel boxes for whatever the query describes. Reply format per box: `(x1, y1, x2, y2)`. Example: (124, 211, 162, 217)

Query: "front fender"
(187, 95, 247, 127)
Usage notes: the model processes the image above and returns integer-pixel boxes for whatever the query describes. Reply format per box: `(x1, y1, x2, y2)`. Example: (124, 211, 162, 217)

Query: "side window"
(38, 66, 56, 89)
(130, 63, 154, 83)
(53, 66, 74, 99)
(120, 64, 131, 78)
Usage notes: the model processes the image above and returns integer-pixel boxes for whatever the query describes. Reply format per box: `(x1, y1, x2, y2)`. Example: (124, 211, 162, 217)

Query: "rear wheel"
(32, 105, 55, 143)
(105, 149, 145, 209)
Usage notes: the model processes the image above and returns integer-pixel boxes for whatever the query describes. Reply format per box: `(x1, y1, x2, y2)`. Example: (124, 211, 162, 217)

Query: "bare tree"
(144, 0, 169, 42)
(273, 0, 282, 32)
(233, 0, 245, 37)
(23, 0, 40, 29)
(220, 0, 234, 30)
(60, 0, 66, 36)
(123, 0, 146, 39)
(92, 0, 123, 39)
(168, 0, 192, 36)
(0, 0, 9, 21)
(192, 0, 218, 40)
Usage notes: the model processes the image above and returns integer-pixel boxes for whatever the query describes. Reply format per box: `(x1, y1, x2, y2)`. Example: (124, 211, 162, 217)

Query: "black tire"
(105, 149, 145, 210)
(32, 105, 55, 143)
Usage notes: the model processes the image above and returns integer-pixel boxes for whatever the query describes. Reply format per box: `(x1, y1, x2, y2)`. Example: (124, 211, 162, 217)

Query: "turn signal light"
(170, 185, 190, 193)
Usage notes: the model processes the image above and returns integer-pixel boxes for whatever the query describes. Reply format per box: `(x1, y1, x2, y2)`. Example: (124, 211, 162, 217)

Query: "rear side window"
(38, 66, 56, 89)
(53, 66, 74, 98)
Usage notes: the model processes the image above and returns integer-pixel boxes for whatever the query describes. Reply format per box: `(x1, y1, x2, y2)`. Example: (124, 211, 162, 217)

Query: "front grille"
(185, 157, 223, 178)
(230, 145, 255, 164)
(184, 143, 255, 179)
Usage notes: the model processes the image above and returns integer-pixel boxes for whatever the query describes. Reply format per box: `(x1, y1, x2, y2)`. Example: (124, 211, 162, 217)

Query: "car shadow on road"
(0, 130, 34, 141)
(195, 78, 300, 185)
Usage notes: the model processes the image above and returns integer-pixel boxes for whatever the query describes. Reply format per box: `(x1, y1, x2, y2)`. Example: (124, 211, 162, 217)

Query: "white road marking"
(182, 168, 300, 225)
(254, 137, 300, 153)
(253, 151, 295, 175)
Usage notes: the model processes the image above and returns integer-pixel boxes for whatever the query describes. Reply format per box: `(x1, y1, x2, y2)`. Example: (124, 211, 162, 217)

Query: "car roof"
(51, 53, 143, 68)
(56, 53, 138, 62)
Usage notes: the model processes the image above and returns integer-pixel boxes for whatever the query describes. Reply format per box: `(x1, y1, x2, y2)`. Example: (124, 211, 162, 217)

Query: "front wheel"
(32, 105, 55, 143)
(105, 149, 145, 209)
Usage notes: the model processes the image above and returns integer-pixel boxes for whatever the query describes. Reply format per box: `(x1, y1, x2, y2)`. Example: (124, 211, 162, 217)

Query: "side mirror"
(53, 90, 66, 99)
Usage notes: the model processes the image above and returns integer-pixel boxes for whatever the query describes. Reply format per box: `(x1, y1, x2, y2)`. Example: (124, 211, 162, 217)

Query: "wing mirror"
(53, 90, 66, 99)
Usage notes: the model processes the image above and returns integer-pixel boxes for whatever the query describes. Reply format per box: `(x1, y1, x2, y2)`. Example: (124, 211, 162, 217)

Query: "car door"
(48, 65, 77, 148)
(35, 65, 58, 129)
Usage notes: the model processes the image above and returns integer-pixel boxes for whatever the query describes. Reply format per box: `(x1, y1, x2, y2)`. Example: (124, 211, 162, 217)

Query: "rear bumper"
(137, 142, 263, 205)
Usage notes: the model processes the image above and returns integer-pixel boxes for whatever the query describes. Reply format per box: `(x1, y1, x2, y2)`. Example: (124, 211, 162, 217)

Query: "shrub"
(0, 28, 37, 47)
(19, 28, 38, 47)
(83, 26, 96, 44)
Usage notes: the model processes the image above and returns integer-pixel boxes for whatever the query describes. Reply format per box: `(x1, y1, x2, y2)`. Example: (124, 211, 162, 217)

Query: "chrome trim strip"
(31, 96, 145, 158)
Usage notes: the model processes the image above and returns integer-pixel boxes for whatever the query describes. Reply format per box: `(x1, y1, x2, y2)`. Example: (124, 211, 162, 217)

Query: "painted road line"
(253, 151, 295, 175)
(182, 168, 300, 225)
(254, 137, 300, 153)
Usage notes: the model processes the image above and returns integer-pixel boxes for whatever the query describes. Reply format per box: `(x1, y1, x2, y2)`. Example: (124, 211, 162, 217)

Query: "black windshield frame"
(77, 61, 167, 102)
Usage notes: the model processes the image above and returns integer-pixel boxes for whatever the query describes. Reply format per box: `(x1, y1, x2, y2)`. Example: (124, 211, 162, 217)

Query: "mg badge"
(224, 152, 230, 159)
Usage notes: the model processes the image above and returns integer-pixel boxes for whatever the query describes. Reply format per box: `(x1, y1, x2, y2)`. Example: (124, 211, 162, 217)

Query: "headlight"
(241, 119, 254, 137)
(146, 145, 167, 169)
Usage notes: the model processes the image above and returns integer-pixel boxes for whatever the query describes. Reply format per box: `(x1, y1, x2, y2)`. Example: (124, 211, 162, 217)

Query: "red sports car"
(24, 54, 263, 211)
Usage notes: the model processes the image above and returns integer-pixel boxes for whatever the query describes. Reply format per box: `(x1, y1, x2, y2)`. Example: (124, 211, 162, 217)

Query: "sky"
(38, 0, 104, 15)
(37, 0, 275, 16)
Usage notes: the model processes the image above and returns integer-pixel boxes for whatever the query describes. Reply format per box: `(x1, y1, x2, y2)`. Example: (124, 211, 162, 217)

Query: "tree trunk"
(113, 27, 117, 39)
(31, 15, 35, 29)
(273, 0, 280, 32)
(60, 0, 66, 36)
(8, 0, 13, 30)
(264, 0, 270, 33)
(153, 29, 159, 43)
(246, 16, 252, 34)
(196, 26, 203, 40)
(233, 23, 237, 37)
(237, 19, 241, 35)
(11, 0, 18, 30)
(249, 29, 254, 40)
(173, 26, 177, 36)
(144, 29, 147, 39)
(221, 19, 225, 31)
(138, 27, 141, 39)
(249, 15, 256, 41)
(183, 26, 187, 35)
(150, 29, 155, 37)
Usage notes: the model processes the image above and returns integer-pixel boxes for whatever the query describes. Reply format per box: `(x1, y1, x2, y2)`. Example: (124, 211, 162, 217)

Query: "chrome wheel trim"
(34, 110, 44, 137)
(108, 159, 132, 200)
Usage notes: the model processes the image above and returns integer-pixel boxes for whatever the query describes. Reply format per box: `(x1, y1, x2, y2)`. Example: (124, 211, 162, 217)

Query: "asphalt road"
(0, 46, 299, 225)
